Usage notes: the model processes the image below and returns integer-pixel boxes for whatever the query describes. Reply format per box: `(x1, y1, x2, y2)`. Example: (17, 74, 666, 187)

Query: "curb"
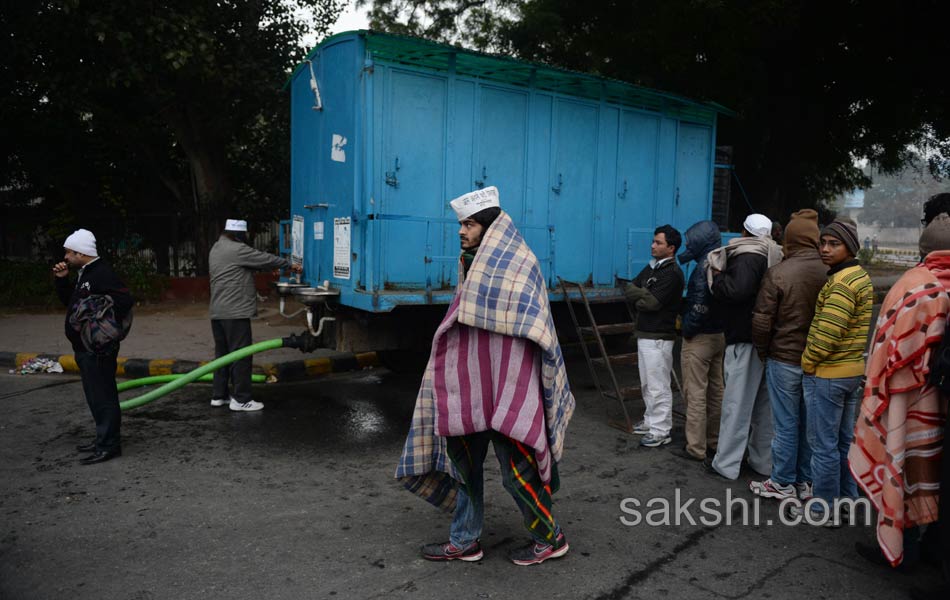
(0, 351, 380, 381)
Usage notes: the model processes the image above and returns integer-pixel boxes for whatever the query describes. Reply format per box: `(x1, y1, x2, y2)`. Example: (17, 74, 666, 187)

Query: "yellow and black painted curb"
(0, 351, 379, 381)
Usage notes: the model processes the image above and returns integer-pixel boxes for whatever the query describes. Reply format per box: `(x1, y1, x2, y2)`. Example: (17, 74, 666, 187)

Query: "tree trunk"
(162, 104, 233, 276)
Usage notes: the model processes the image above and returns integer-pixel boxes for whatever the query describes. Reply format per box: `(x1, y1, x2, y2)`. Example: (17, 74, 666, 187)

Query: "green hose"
(120, 338, 284, 411)
(117, 373, 267, 392)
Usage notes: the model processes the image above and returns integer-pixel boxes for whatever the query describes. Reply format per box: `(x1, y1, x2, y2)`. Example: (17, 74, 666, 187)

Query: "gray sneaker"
(229, 399, 264, 412)
(639, 433, 671, 447)
(632, 420, 650, 435)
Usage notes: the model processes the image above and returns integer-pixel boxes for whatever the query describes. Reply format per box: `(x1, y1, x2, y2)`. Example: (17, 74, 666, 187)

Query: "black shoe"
(76, 441, 97, 453)
(79, 449, 121, 465)
(854, 541, 913, 573)
(701, 457, 729, 480)
(670, 447, 703, 461)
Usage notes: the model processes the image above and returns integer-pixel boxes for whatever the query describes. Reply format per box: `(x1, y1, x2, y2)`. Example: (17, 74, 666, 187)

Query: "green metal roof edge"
(285, 30, 734, 118)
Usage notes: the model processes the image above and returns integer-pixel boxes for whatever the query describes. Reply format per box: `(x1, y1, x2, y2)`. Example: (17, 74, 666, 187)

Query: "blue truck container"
(284, 31, 728, 351)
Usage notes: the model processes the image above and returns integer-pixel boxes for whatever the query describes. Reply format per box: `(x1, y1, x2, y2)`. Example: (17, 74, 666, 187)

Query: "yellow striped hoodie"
(801, 260, 873, 378)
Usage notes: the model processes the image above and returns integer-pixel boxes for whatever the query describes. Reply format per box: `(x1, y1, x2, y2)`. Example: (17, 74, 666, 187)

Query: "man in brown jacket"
(749, 209, 828, 501)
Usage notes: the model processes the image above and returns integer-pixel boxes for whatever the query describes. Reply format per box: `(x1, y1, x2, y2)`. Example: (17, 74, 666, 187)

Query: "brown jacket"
(751, 247, 828, 365)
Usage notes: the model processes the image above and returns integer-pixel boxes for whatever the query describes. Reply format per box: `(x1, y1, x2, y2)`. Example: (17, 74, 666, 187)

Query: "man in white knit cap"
(53, 229, 133, 465)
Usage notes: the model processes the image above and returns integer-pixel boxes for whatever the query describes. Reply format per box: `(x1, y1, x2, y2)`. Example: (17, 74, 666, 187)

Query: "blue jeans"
(803, 374, 861, 504)
(766, 360, 811, 486)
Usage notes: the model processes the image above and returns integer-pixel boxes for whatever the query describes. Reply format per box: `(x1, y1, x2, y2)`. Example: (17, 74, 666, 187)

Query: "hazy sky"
(329, 1, 371, 34)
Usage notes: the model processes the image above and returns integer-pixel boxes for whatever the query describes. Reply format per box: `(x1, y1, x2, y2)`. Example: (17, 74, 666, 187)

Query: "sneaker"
(632, 420, 650, 435)
(421, 541, 483, 562)
(785, 503, 840, 527)
(794, 482, 813, 501)
(749, 478, 796, 500)
(639, 433, 672, 448)
(210, 396, 234, 407)
(509, 533, 569, 566)
(229, 399, 264, 412)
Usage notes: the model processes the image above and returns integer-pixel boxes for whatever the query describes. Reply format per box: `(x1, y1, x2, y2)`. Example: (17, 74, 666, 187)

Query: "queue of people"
(621, 194, 948, 593)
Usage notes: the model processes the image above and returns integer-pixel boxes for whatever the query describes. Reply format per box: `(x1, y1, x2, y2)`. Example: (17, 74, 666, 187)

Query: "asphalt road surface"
(0, 363, 940, 600)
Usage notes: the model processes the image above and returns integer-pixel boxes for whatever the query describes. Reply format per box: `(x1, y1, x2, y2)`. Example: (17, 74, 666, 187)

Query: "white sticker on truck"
(291, 215, 305, 265)
(333, 217, 351, 280)
(331, 134, 347, 163)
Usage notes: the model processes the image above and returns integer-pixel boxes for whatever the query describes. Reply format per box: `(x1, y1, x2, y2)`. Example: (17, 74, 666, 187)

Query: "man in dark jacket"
(624, 225, 685, 447)
(749, 209, 828, 501)
(53, 229, 133, 465)
(673, 220, 725, 461)
(706, 214, 783, 480)
(209, 219, 301, 411)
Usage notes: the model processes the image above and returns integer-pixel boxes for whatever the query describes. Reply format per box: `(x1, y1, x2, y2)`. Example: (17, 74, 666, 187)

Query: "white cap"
(63, 229, 98, 257)
(450, 186, 500, 221)
(225, 219, 248, 232)
(743, 213, 772, 238)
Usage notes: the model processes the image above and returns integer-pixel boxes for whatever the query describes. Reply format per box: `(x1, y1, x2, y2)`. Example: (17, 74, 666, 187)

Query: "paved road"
(0, 363, 939, 600)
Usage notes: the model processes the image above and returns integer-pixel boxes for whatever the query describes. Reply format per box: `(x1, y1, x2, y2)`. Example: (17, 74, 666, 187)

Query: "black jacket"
(56, 259, 133, 354)
(678, 221, 725, 339)
(710, 250, 768, 345)
(625, 258, 685, 339)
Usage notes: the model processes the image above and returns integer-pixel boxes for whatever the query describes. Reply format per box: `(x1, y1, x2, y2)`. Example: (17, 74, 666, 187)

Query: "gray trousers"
(211, 318, 253, 403)
(711, 343, 772, 479)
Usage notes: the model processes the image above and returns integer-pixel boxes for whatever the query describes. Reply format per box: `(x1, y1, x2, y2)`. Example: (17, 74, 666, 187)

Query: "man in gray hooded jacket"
(209, 219, 302, 411)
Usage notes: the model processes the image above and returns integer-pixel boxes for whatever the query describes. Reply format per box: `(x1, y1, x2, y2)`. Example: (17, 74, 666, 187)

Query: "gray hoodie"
(209, 235, 291, 319)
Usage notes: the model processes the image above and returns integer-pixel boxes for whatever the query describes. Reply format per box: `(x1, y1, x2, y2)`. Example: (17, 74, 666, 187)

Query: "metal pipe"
(279, 296, 306, 319)
(307, 312, 336, 337)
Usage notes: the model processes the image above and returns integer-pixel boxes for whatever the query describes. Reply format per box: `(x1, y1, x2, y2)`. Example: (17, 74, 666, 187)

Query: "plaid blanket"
(395, 211, 575, 509)
(849, 251, 950, 566)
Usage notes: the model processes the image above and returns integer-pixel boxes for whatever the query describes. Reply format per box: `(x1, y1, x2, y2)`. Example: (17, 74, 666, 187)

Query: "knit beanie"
(919, 213, 950, 256)
(783, 209, 820, 253)
(63, 229, 98, 257)
(820, 217, 860, 256)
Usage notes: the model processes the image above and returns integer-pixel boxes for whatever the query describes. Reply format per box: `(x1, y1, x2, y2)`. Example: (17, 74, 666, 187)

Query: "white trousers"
(637, 338, 675, 437)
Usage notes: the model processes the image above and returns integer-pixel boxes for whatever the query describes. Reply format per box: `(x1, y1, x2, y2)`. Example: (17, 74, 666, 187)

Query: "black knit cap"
(820, 217, 860, 256)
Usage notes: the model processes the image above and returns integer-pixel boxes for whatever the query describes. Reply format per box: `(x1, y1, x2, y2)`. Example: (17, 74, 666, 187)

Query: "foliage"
(112, 254, 170, 304)
(1, 0, 345, 273)
(358, 0, 517, 50)
(0, 260, 60, 308)
(363, 0, 950, 226)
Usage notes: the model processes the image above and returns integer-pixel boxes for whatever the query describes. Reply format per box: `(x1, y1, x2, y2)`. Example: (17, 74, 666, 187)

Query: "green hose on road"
(119, 338, 284, 411)
(117, 373, 267, 392)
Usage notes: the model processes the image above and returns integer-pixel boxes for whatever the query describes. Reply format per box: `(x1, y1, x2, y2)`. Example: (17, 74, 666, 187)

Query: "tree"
(1, 0, 344, 272)
(363, 1, 950, 227)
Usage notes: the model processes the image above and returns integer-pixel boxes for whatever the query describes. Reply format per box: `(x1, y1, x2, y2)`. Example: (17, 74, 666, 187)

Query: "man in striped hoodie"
(797, 217, 872, 523)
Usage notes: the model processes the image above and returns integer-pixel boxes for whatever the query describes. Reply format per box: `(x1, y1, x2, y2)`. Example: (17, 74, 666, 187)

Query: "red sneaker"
(509, 533, 569, 566)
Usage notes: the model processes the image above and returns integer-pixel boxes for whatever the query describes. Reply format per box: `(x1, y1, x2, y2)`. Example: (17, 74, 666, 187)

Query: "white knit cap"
(63, 229, 98, 257)
(225, 219, 248, 232)
(450, 186, 500, 221)
(743, 213, 772, 238)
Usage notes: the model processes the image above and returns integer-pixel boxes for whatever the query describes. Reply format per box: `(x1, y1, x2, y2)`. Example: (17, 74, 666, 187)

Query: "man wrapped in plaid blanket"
(395, 186, 575, 566)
